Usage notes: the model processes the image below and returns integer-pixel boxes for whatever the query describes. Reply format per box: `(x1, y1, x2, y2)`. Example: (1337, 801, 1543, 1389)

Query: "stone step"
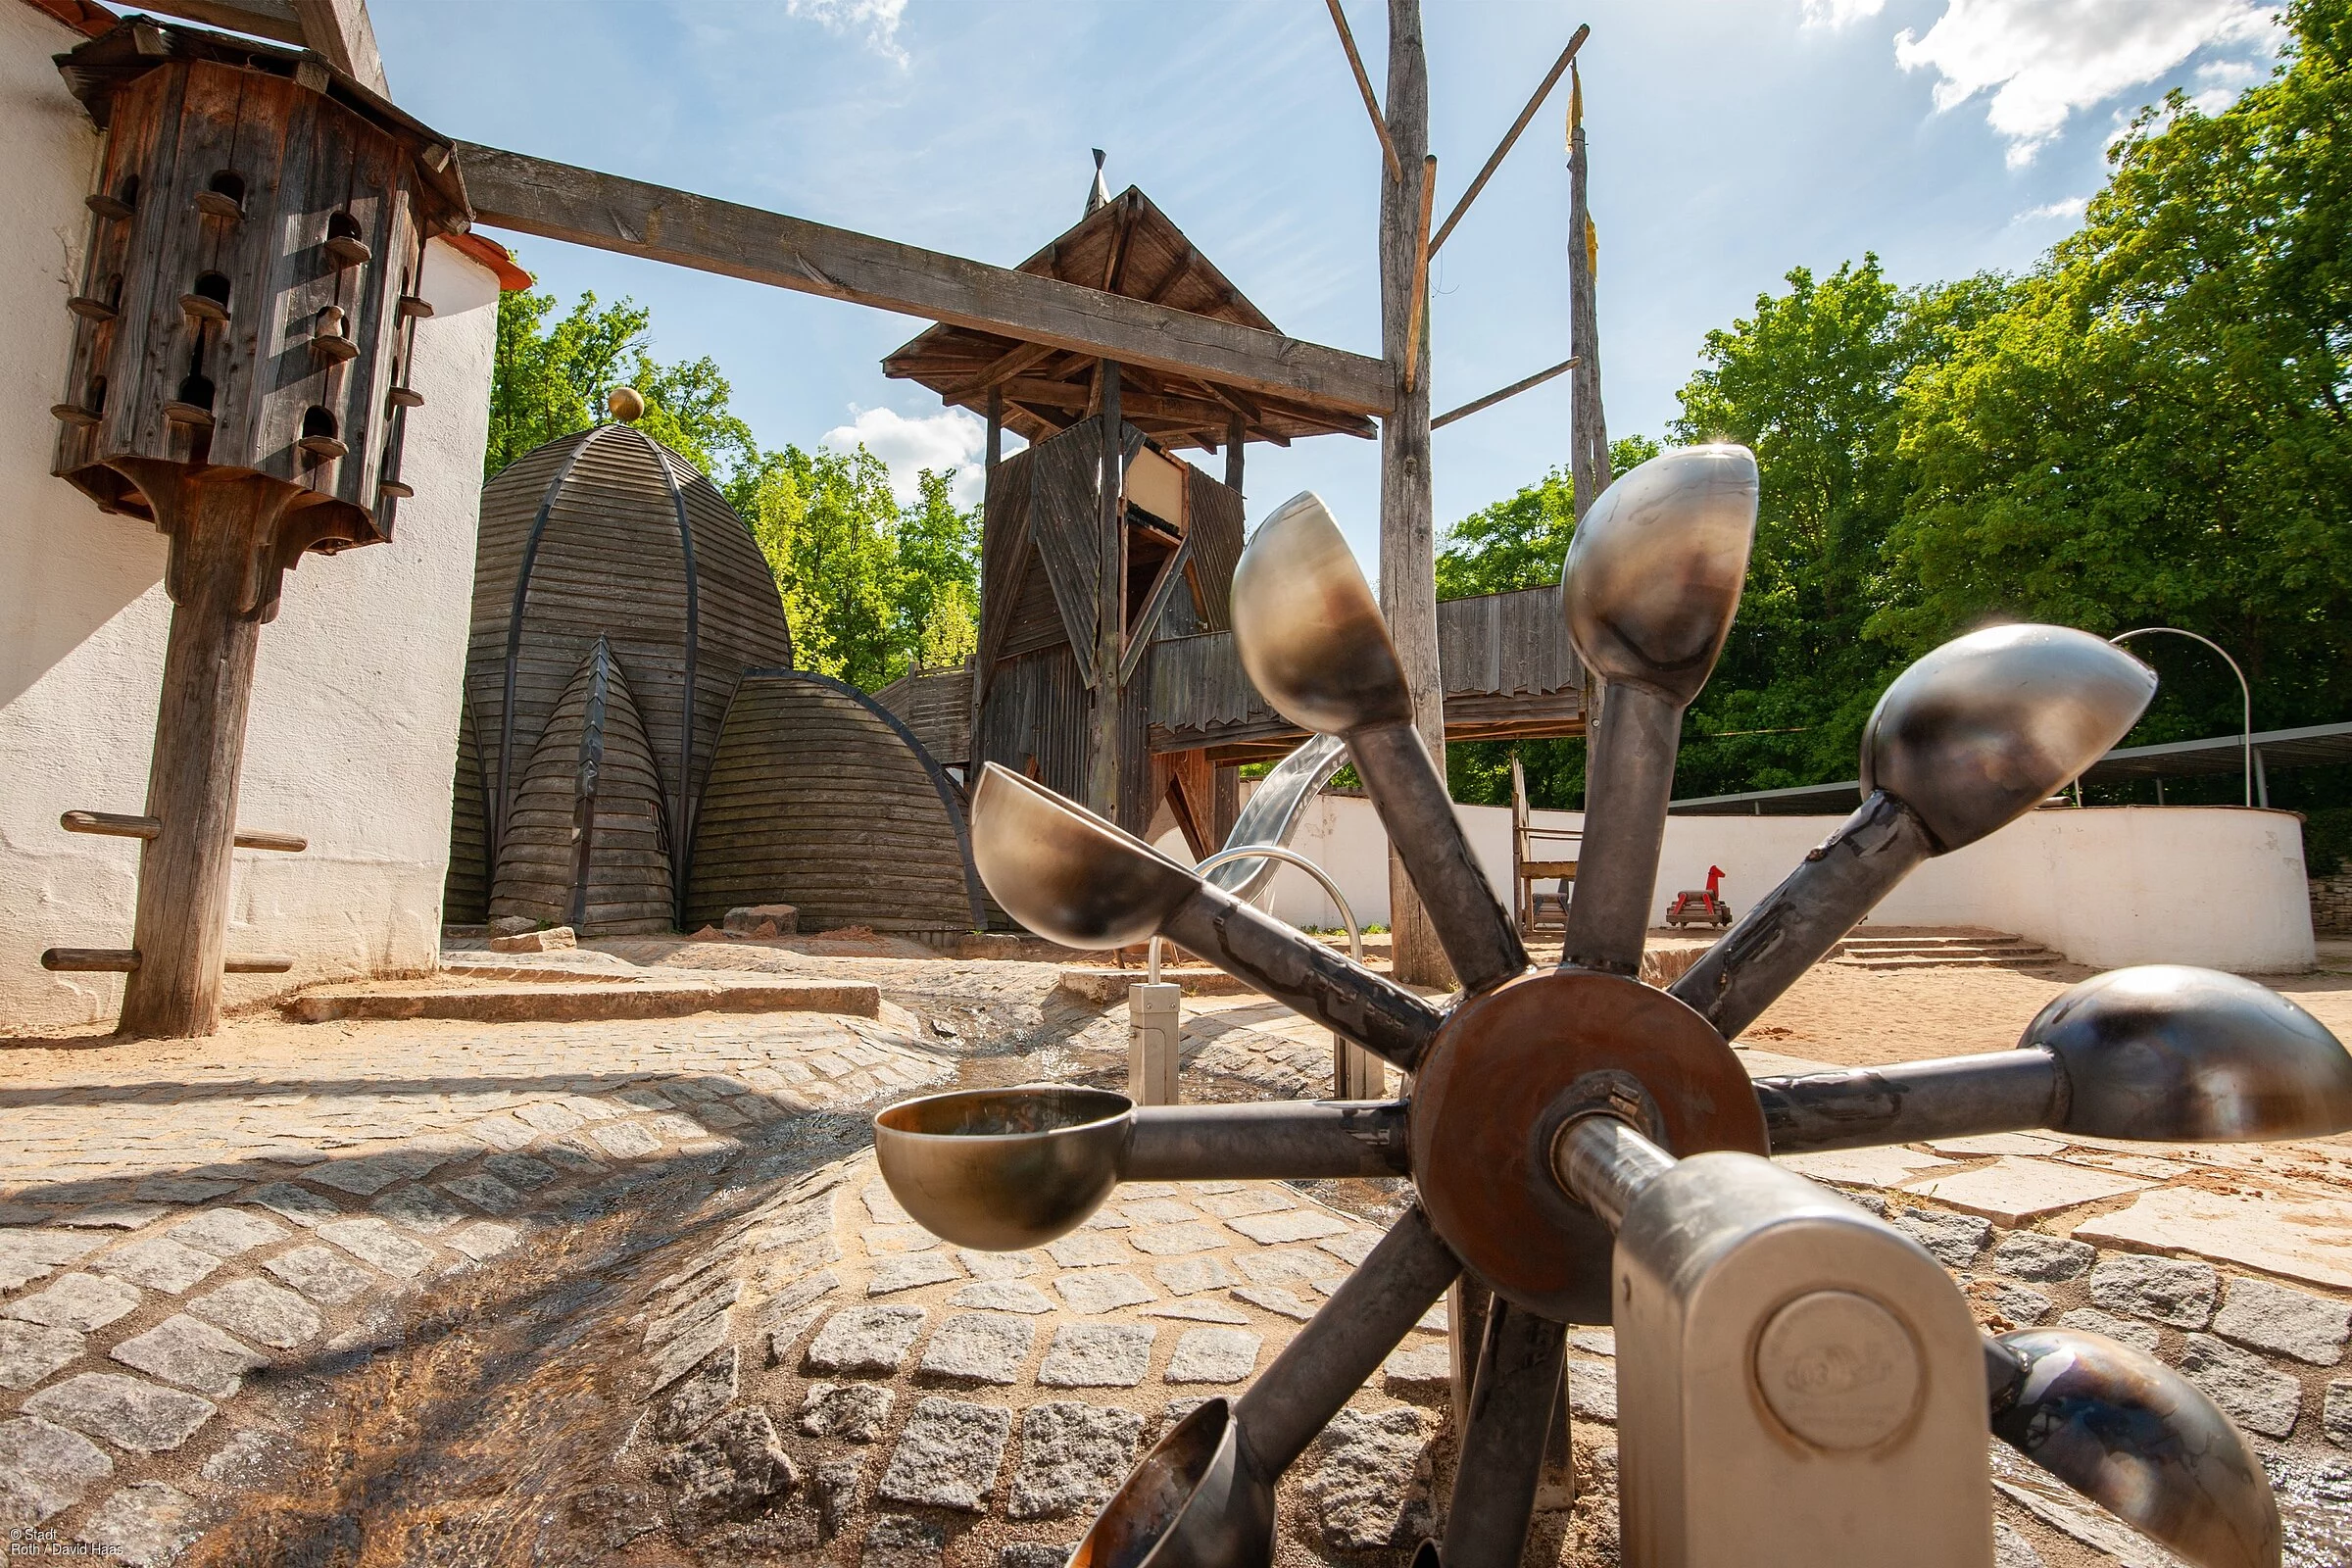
(285, 975, 881, 1024)
(1838, 954, 2064, 970)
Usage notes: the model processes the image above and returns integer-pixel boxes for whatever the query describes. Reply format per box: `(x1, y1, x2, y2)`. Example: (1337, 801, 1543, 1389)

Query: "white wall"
(1162, 786, 2316, 974)
(0, 4, 499, 1028)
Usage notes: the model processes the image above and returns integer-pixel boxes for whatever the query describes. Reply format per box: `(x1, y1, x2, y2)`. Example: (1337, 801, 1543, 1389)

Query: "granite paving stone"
(1226, 1210, 1348, 1246)
(1568, 1361, 1619, 1423)
(1129, 1223, 1228, 1257)
(590, 1121, 663, 1159)
(1165, 1327, 1262, 1385)
(261, 1244, 374, 1305)
(1231, 1285, 1315, 1322)
(370, 1183, 467, 1234)
(919, 1312, 1035, 1384)
(1199, 1191, 1294, 1220)
(1974, 1281, 2052, 1326)
(1119, 1200, 1205, 1226)
(0, 1416, 112, 1520)
(807, 1305, 928, 1375)
(514, 1101, 587, 1135)
(877, 1396, 1013, 1511)
(109, 1315, 266, 1398)
(1901, 1158, 2151, 1225)
(2325, 1381, 2351, 1448)
(2180, 1333, 2302, 1438)
(1054, 1272, 1155, 1315)
(2213, 1274, 2350, 1365)
(243, 1183, 341, 1229)
(441, 1173, 526, 1214)
(0, 1230, 105, 1291)
(463, 1113, 540, 1152)
(301, 1149, 454, 1197)
(1235, 1250, 1340, 1287)
(864, 1513, 948, 1566)
(1045, 1234, 1130, 1269)
(1991, 1232, 2095, 1283)
(1382, 1343, 1451, 1396)
(958, 1250, 1040, 1281)
(1304, 1407, 1428, 1550)
(317, 1218, 433, 1278)
(2055, 1306, 2160, 1354)
(650, 1314, 734, 1395)
(868, 1253, 964, 1297)
(1038, 1324, 1155, 1388)
(1140, 1299, 1250, 1324)
(1315, 1232, 1380, 1267)
(483, 1153, 558, 1190)
(0, 1321, 84, 1392)
(24, 1372, 217, 1453)
(948, 1281, 1054, 1315)
(165, 1207, 288, 1258)
(801, 1382, 896, 1442)
(2078, 1187, 2352, 1293)
(1152, 1256, 1238, 1297)
(656, 1345, 739, 1440)
(1891, 1207, 1992, 1268)
(4, 1273, 143, 1332)
(89, 1238, 223, 1296)
(2088, 1253, 2219, 1329)
(56, 1203, 170, 1231)
(1008, 1402, 1146, 1520)
(659, 1404, 798, 1515)
(74, 1479, 202, 1564)
(188, 1278, 322, 1349)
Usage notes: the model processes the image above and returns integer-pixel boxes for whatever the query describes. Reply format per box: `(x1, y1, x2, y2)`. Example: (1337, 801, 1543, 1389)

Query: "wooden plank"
(1325, 0, 1401, 182)
(290, 0, 388, 95)
(456, 142, 1396, 417)
(1431, 355, 1580, 430)
(133, 0, 306, 47)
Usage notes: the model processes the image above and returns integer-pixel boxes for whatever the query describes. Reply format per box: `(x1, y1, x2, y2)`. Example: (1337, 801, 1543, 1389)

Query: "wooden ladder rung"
(60, 811, 306, 853)
(42, 948, 138, 972)
(225, 956, 294, 974)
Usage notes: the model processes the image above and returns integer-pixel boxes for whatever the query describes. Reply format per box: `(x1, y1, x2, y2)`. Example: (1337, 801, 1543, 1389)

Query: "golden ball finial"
(607, 386, 646, 423)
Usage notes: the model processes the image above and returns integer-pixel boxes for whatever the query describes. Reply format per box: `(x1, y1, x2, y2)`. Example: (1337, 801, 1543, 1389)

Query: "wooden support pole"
(986, 387, 1004, 475)
(1326, 0, 1402, 184)
(1430, 355, 1581, 430)
(1567, 62, 1612, 521)
(1223, 413, 1245, 496)
(1089, 363, 1126, 822)
(116, 470, 303, 1039)
(1402, 153, 1437, 393)
(1428, 24, 1590, 257)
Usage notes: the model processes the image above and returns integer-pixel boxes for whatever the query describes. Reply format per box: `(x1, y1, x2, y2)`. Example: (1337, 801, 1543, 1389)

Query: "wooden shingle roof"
(881, 186, 1377, 454)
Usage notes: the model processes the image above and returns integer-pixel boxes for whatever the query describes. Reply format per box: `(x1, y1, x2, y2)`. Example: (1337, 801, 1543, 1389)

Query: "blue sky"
(375, 0, 2284, 572)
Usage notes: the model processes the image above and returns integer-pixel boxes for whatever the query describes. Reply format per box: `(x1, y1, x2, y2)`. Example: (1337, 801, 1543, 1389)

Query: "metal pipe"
(1751, 1050, 2064, 1154)
(1550, 1114, 1676, 1233)
(1669, 791, 1936, 1038)
(1126, 1101, 1410, 1181)
(2110, 627, 2252, 808)
(1561, 682, 1682, 974)
(1162, 885, 1444, 1072)
(1235, 1202, 1461, 1474)
(1348, 720, 1529, 992)
(1152, 842, 1363, 983)
(1441, 1298, 1567, 1568)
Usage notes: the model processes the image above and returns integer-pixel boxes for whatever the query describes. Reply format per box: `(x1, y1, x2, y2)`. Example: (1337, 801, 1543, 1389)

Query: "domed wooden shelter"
(445, 410, 990, 940)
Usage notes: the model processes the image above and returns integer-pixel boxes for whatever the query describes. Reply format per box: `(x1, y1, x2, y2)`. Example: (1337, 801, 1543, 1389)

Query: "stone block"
(2055, 1306, 2159, 1355)
(800, 1382, 895, 1442)
(1381, 1343, 1451, 1396)
(0, 1231, 105, 1292)
(489, 926, 576, 953)
(1316, 1231, 1380, 1267)
(187, 1280, 319, 1351)
(812, 1455, 864, 1541)
(483, 1153, 558, 1191)
(1891, 1207, 1991, 1268)
(488, 915, 536, 937)
(2078, 1187, 2352, 1293)
(2089, 1253, 2218, 1329)
(1044, 1234, 1128, 1270)
(1226, 1210, 1348, 1246)
(1119, 1200, 1204, 1226)
(724, 904, 799, 938)
(74, 1481, 200, 1565)
(442, 1174, 525, 1214)
(0, 1416, 111, 1521)
(1039, 1324, 1154, 1388)
(958, 1249, 1040, 1282)
(262, 1243, 374, 1305)
(863, 1514, 948, 1568)
(589, 1120, 663, 1160)
(244, 1183, 341, 1229)
(447, 1222, 519, 1261)
(24, 1373, 215, 1454)
(2214, 1274, 2351, 1365)
(1008, 1402, 1145, 1520)
(1001, 1545, 1071, 1568)
(1303, 1407, 1427, 1550)
(55, 1203, 169, 1232)
(948, 1281, 1054, 1315)
(4, 1273, 142, 1333)
(1901, 1158, 2151, 1226)
(1777, 1147, 1957, 1189)
(1054, 1272, 1154, 1315)
(1991, 1231, 2094, 1283)
(1128, 1224, 1226, 1257)
(0, 1321, 84, 1393)
(650, 1316, 733, 1396)
(657, 1404, 797, 1517)
(2180, 1333, 2302, 1438)
(657, 1345, 739, 1440)
(2324, 1380, 2351, 1448)
(1231, 1285, 1315, 1322)
(1153, 1256, 1237, 1297)
(317, 1218, 433, 1278)
(1568, 1361, 1618, 1423)
(1199, 1191, 1294, 1220)
(877, 1396, 1014, 1510)
(1235, 1250, 1339, 1287)
(1165, 1327, 1261, 1385)
(868, 1253, 964, 1298)
(109, 1315, 265, 1398)
(1971, 1280, 2051, 1327)
(1140, 1299, 1250, 1323)
(919, 1312, 1034, 1384)
(807, 1305, 927, 1375)
(89, 1239, 222, 1296)
(166, 1208, 289, 1258)
(370, 1184, 466, 1234)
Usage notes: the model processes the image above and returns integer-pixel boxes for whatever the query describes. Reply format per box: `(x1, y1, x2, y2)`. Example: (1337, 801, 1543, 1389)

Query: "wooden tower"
(883, 175, 1375, 850)
(42, 19, 470, 1037)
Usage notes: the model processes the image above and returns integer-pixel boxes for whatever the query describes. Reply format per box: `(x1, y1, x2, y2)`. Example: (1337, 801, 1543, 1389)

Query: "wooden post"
(117, 469, 304, 1039)
(1567, 63, 1611, 522)
(1211, 763, 1240, 849)
(1379, 0, 1450, 992)
(985, 387, 1003, 474)
(1223, 413, 1245, 497)
(1089, 361, 1125, 821)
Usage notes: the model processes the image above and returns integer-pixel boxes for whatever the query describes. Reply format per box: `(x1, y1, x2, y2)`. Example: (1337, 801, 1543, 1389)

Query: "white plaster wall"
(1162, 787, 2316, 974)
(0, 4, 499, 1029)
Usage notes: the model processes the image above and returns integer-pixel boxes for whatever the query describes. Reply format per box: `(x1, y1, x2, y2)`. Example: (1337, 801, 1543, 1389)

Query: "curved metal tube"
(1152, 842, 1361, 982)
(1204, 732, 1348, 903)
(1986, 1328, 2281, 1568)
(1442, 1298, 1566, 1568)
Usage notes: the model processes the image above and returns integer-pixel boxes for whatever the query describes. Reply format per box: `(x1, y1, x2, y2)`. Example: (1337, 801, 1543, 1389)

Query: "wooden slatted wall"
(685, 673, 987, 937)
(975, 646, 1089, 803)
(1184, 465, 1245, 633)
(442, 697, 488, 924)
(872, 665, 974, 766)
(1023, 416, 1105, 682)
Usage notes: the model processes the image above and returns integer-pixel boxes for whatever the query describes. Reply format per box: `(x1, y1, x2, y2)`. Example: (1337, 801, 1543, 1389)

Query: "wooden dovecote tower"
(882, 164, 1375, 851)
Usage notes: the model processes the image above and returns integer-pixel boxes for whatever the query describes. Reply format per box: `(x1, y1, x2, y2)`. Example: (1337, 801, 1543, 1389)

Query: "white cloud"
(1894, 0, 2278, 167)
(822, 406, 987, 508)
(1802, 0, 1886, 26)
(783, 0, 909, 67)
(2014, 194, 2088, 222)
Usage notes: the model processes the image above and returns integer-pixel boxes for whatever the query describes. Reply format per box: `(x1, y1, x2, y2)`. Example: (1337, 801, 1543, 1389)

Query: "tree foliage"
(488, 284, 979, 693)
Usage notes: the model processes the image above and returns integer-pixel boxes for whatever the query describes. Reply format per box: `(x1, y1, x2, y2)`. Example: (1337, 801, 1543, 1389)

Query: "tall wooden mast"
(1567, 63, 1611, 520)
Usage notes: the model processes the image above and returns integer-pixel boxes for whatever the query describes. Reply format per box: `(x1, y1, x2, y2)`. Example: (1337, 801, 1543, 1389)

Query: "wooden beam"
(290, 0, 386, 94)
(456, 142, 1396, 416)
(1431, 354, 1580, 429)
(131, 0, 305, 47)
(1402, 153, 1437, 392)
(1428, 24, 1588, 257)
(1327, 0, 1402, 184)
(941, 340, 1058, 401)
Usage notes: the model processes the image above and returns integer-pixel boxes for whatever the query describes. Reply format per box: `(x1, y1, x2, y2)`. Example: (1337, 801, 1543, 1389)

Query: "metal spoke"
(1752, 1052, 2061, 1153)
(1440, 1298, 1566, 1568)
(1127, 1100, 1409, 1181)
(969, 763, 1443, 1070)
(1234, 1202, 1463, 1474)
(1230, 492, 1525, 992)
(1986, 1329, 2280, 1568)
(1555, 447, 1757, 973)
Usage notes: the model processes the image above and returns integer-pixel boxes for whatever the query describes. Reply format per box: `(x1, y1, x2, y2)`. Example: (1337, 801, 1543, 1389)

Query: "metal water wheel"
(873, 448, 2351, 1568)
